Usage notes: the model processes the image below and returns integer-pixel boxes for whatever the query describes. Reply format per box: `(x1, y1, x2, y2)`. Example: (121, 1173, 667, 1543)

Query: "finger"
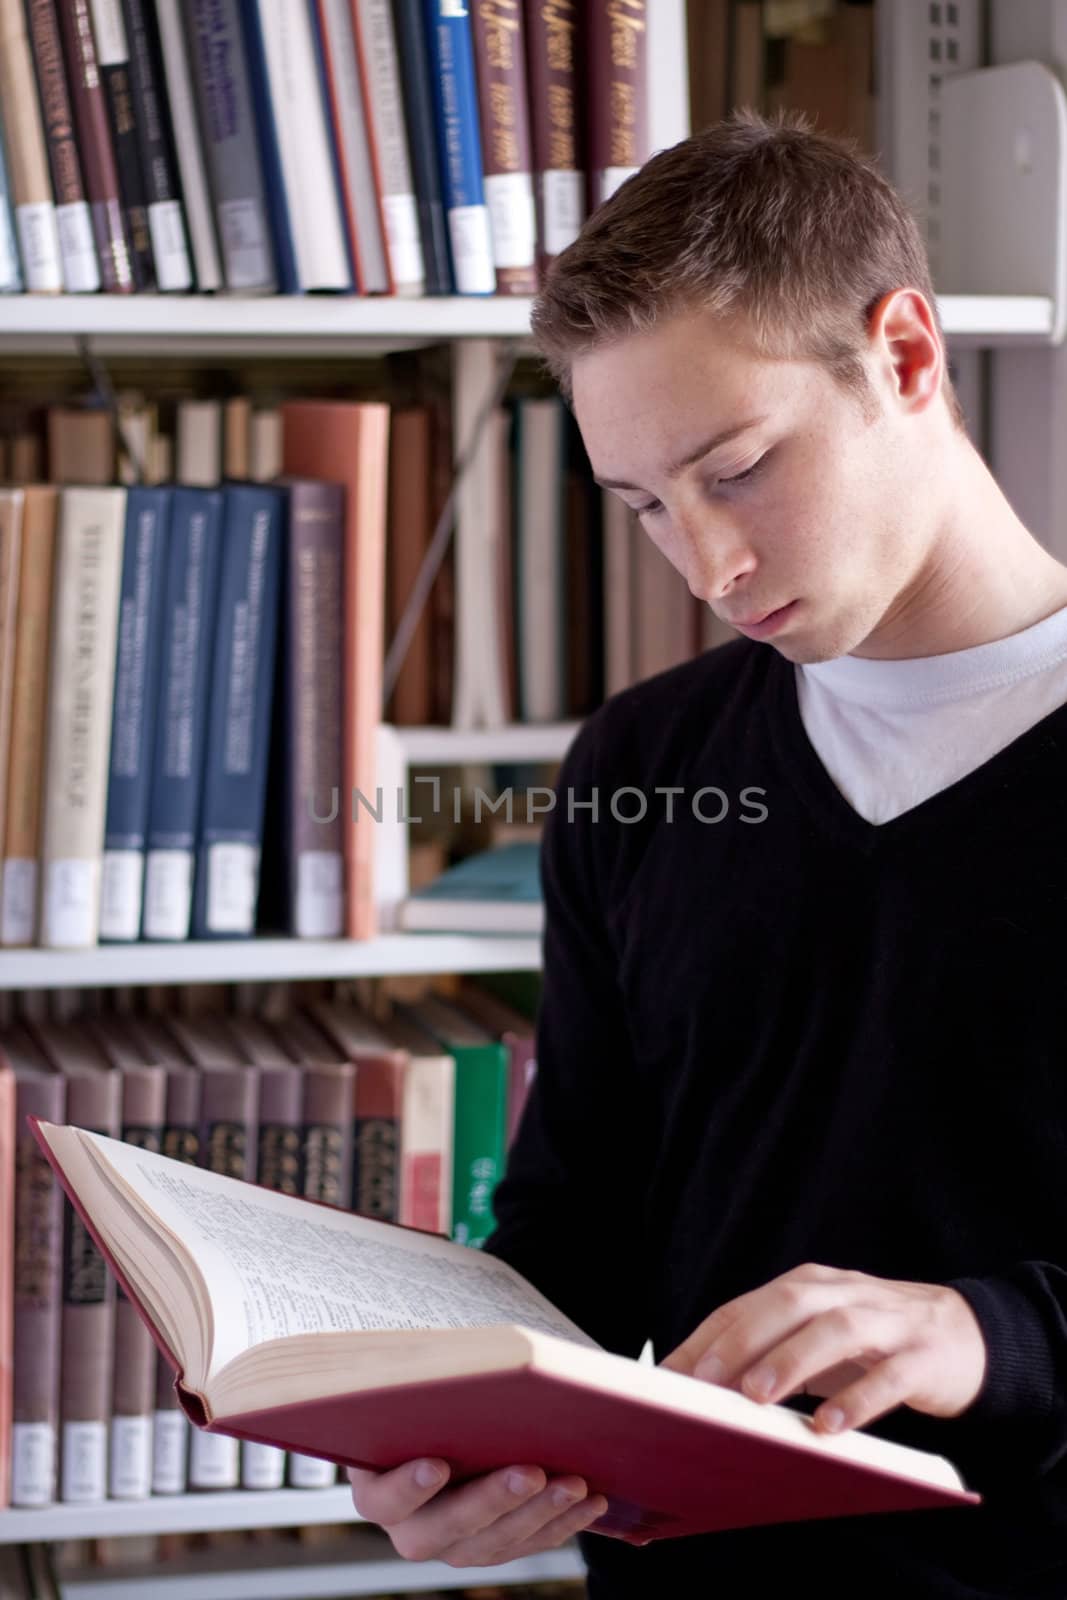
(662, 1266, 860, 1378)
(811, 1351, 921, 1436)
(384, 1465, 549, 1562)
(690, 1280, 889, 1388)
(734, 1303, 907, 1408)
(438, 1478, 601, 1568)
(502, 1493, 612, 1561)
(347, 1459, 453, 1524)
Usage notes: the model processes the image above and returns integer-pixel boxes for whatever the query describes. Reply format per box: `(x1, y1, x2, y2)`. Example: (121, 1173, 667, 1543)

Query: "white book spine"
(108, 1413, 152, 1499)
(187, 1428, 239, 1490)
(256, 0, 351, 290)
(39, 490, 127, 950)
(151, 1409, 188, 1494)
(241, 1440, 286, 1489)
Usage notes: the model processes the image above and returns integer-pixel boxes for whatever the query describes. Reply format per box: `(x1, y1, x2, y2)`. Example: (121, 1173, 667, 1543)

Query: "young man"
(350, 111, 1067, 1597)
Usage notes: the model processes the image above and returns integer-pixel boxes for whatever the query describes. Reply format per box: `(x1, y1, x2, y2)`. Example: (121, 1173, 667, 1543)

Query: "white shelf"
(0, 934, 542, 991)
(394, 722, 579, 766)
(0, 294, 535, 356)
(0, 1487, 363, 1543)
(0, 293, 1054, 353)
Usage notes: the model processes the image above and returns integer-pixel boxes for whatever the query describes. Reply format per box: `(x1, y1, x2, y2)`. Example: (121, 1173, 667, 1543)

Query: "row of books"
(0, 979, 538, 1507)
(0, 0, 653, 298)
(0, 397, 394, 949)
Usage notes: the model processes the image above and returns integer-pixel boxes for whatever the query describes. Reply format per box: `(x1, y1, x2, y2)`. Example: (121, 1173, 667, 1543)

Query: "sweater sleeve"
(939, 1264, 1067, 1486)
(481, 722, 652, 1360)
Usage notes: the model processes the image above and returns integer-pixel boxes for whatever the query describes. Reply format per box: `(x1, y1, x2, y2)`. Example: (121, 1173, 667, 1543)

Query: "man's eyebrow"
(593, 416, 770, 491)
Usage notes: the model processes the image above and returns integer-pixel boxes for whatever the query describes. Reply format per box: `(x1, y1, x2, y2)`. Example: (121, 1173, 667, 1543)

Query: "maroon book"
(471, 0, 538, 294)
(524, 0, 586, 269)
(586, 0, 649, 210)
(55, 0, 133, 290)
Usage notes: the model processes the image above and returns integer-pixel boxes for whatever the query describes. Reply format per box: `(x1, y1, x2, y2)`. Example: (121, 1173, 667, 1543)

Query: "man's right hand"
(347, 1458, 609, 1568)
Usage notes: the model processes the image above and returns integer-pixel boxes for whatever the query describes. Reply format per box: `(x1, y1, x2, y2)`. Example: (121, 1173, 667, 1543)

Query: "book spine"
(119, 0, 194, 290)
(351, 1057, 402, 1223)
(449, 1042, 508, 1248)
(152, 0, 222, 291)
(58, 1069, 121, 1503)
(152, 1064, 199, 1494)
(244, 0, 351, 292)
(586, 0, 647, 208)
(525, 0, 585, 266)
(100, 488, 171, 944)
(24, 0, 100, 290)
(0, 1066, 10, 1509)
(400, 1054, 454, 1234)
(0, 495, 21, 882)
(188, 1063, 256, 1490)
(0, 0, 64, 290)
(110, 1067, 164, 1499)
(471, 0, 538, 294)
(286, 482, 345, 939)
(352, 0, 423, 293)
(191, 485, 282, 940)
(240, 1062, 300, 1490)
(234, 0, 298, 294)
(423, 0, 495, 294)
(39, 488, 128, 951)
(142, 489, 224, 943)
(313, 0, 383, 295)
(0, 112, 21, 291)
(85, 0, 155, 285)
(390, 0, 452, 293)
(182, 0, 277, 291)
(1, 490, 58, 949)
(55, 0, 134, 290)
(11, 1073, 66, 1509)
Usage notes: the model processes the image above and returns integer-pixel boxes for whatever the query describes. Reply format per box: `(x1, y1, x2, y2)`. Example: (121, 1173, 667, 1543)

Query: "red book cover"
(31, 1118, 980, 1548)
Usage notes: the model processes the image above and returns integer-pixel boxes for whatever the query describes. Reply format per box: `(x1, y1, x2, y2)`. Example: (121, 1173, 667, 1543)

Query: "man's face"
(571, 306, 932, 665)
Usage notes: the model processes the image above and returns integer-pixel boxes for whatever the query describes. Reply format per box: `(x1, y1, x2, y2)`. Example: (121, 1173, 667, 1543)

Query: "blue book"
(0, 114, 22, 293)
(190, 484, 283, 940)
(398, 842, 543, 935)
(100, 488, 173, 943)
(236, 0, 299, 294)
(142, 489, 225, 941)
(422, 0, 495, 295)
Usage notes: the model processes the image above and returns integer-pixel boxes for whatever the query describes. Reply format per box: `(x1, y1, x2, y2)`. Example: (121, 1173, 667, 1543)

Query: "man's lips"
(731, 604, 789, 626)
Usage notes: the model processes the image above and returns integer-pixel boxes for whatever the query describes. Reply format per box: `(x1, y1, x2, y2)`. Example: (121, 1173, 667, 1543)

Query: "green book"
(400, 995, 508, 1249)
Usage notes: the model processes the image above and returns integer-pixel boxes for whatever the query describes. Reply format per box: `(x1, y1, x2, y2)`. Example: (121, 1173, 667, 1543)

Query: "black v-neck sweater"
(483, 636, 1067, 1598)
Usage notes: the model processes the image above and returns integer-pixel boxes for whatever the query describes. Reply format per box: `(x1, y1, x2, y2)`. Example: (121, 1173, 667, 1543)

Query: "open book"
(32, 1121, 980, 1546)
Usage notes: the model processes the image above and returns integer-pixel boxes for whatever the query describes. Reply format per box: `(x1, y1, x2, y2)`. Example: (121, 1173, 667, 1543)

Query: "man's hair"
(531, 107, 966, 432)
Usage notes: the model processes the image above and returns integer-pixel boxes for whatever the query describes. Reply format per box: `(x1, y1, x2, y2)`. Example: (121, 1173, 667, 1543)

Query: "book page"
(77, 1130, 600, 1380)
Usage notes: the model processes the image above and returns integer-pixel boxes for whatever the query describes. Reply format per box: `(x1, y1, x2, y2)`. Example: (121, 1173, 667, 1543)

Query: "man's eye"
(635, 500, 664, 518)
(719, 455, 767, 487)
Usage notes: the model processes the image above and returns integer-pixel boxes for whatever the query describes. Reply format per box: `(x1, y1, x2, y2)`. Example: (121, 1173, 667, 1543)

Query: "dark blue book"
(100, 487, 172, 943)
(236, 0, 299, 295)
(190, 484, 283, 940)
(142, 488, 224, 942)
(422, 0, 495, 295)
(391, 0, 452, 294)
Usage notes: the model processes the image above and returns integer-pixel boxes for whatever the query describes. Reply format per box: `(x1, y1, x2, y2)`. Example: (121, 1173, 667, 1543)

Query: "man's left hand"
(659, 1263, 987, 1436)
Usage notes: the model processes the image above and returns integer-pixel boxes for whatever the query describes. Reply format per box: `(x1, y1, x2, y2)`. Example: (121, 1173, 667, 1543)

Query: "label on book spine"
(0, 859, 37, 945)
(381, 192, 423, 289)
(447, 205, 495, 294)
(218, 199, 272, 291)
(288, 1452, 336, 1489)
(42, 859, 98, 948)
(152, 1410, 188, 1494)
(542, 170, 583, 256)
(142, 849, 193, 940)
(206, 841, 258, 933)
(99, 850, 145, 941)
(484, 172, 536, 269)
(61, 1421, 107, 1503)
(601, 165, 638, 204)
(16, 203, 62, 293)
(188, 1428, 239, 1489)
(148, 200, 193, 292)
(296, 850, 343, 939)
(11, 1422, 56, 1508)
(242, 1441, 286, 1489)
(56, 202, 100, 292)
(109, 1414, 152, 1499)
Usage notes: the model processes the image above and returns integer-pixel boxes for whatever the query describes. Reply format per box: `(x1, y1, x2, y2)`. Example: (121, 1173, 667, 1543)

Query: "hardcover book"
(399, 842, 542, 935)
(33, 1123, 980, 1546)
